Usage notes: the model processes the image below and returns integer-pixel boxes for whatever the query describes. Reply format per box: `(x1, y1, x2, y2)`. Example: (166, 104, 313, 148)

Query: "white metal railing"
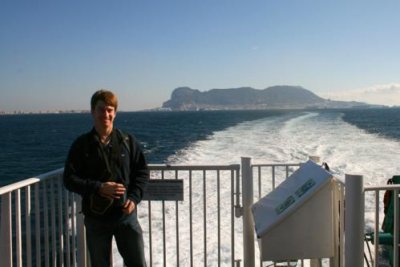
(344, 175, 400, 267)
(252, 162, 301, 199)
(251, 161, 303, 267)
(363, 183, 400, 267)
(3, 159, 387, 267)
(144, 164, 241, 267)
(249, 159, 345, 267)
(1, 164, 244, 267)
(0, 168, 68, 267)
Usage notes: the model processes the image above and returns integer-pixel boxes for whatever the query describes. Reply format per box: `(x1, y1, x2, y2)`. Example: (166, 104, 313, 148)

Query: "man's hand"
(98, 182, 126, 199)
(122, 199, 136, 214)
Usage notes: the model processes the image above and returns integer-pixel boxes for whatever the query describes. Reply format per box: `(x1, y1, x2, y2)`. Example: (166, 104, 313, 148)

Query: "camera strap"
(96, 130, 125, 183)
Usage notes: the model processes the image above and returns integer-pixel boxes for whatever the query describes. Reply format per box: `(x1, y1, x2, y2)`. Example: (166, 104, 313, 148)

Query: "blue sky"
(1, 0, 400, 112)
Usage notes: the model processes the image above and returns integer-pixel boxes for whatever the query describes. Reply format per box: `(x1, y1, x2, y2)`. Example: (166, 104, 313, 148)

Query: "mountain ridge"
(162, 86, 376, 111)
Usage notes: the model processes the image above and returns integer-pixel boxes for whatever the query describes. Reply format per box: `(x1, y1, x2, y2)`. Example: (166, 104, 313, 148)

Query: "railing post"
(394, 189, 399, 267)
(0, 193, 12, 267)
(76, 196, 87, 267)
(344, 174, 364, 267)
(241, 157, 255, 267)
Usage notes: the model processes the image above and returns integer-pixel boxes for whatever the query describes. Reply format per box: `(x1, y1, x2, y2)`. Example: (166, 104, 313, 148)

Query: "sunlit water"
(112, 111, 400, 266)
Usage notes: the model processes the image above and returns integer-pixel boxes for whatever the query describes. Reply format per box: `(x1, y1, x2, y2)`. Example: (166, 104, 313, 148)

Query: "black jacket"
(63, 128, 149, 219)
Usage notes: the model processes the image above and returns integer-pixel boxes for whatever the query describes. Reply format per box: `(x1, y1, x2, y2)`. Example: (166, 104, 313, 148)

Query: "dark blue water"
(0, 110, 290, 186)
(341, 108, 400, 141)
(1, 108, 399, 186)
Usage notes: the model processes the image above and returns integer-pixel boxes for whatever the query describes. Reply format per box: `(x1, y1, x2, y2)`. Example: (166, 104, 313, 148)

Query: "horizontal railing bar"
(251, 163, 301, 167)
(365, 184, 400, 191)
(0, 178, 40, 195)
(0, 168, 64, 195)
(148, 164, 240, 171)
(1, 165, 241, 195)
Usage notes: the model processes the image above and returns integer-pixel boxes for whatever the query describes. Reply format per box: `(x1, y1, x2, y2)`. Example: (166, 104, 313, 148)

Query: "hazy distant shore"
(0, 110, 90, 115)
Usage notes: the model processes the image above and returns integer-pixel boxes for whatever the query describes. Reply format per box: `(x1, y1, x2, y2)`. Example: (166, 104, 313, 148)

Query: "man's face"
(92, 100, 116, 129)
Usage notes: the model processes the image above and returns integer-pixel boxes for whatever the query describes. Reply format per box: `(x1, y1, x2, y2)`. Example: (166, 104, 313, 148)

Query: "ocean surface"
(1, 108, 400, 186)
(0, 110, 289, 185)
(1, 108, 400, 266)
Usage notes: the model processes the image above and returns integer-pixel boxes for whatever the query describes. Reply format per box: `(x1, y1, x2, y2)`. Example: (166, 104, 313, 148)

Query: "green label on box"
(275, 195, 296, 215)
(275, 178, 316, 215)
(295, 178, 316, 198)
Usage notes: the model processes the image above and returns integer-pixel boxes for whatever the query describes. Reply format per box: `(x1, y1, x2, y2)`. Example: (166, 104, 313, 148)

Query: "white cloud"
(319, 83, 400, 106)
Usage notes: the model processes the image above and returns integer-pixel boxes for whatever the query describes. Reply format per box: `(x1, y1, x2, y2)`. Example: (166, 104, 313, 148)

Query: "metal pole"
(0, 193, 12, 267)
(76, 195, 87, 267)
(393, 189, 399, 267)
(241, 157, 255, 267)
(344, 174, 364, 267)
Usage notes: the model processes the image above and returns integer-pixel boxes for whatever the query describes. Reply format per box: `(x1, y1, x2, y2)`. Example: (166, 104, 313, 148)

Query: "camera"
(115, 190, 127, 207)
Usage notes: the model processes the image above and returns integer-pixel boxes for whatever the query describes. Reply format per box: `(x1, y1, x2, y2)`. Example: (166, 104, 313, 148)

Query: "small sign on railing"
(142, 179, 184, 201)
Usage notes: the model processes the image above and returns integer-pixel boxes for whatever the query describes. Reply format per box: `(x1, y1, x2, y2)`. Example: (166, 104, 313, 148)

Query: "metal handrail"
(0, 163, 243, 267)
(2, 159, 370, 267)
(364, 184, 400, 267)
(0, 168, 63, 195)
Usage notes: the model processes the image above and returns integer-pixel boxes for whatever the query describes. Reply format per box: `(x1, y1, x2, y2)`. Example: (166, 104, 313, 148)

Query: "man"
(64, 90, 149, 267)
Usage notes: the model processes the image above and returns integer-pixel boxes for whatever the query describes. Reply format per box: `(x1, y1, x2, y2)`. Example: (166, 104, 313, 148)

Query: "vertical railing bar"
(25, 186, 32, 267)
(43, 180, 50, 267)
(189, 170, 193, 267)
(272, 166, 276, 189)
(57, 178, 64, 266)
(175, 170, 180, 266)
(71, 194, 76, 267)
(35, 183, 41, 267)
(50, 179, 57, 266)
(16, 189, 23, 267)
(235, 167, 241, 215)
(344, 174, 364, 267)
(260, 155, 264, 267)
(217, 170, 221, 267)
(331, 183, 338, 267)
(285, 165, 289, 179)
(258, 166, 261, 200)
(203, 170, 207, 267)
(340, 183, 345, 267)
(0, 192, 12, 267)
(162, 170, 166, 267)
(75, 196, 86, 267)
(241, 157, 255, 267)
(374, 190, 379, 267)
(148, 199, 153, 267)
(394, 189, 399, 267)
(65, 189, 71, 267)
(231, 169, 236, 267)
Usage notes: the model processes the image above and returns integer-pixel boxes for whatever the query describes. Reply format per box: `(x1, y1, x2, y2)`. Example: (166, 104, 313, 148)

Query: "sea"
(1, 108, 400, 266)
(1, 108, 400, 187)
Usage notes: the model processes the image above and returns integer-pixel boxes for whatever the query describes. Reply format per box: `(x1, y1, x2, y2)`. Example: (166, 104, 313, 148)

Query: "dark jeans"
(84, 212, 146, 267)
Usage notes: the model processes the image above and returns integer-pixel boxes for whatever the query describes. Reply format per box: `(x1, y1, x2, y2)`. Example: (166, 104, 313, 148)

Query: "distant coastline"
(0, 109, 90, 116)
(162, 86, 387, 111)
(2, 83, 394, 115)
(1, 106, 396, 117)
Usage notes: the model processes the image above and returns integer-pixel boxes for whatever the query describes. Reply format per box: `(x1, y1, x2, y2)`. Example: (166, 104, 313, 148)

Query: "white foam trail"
(170, 111, 400, 184)
(113, 111, 398, 266)
(165, 111, 400, 266)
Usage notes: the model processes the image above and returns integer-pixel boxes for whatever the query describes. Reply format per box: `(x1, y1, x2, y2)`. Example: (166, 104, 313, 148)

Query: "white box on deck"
(251, 160, 339, 261)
